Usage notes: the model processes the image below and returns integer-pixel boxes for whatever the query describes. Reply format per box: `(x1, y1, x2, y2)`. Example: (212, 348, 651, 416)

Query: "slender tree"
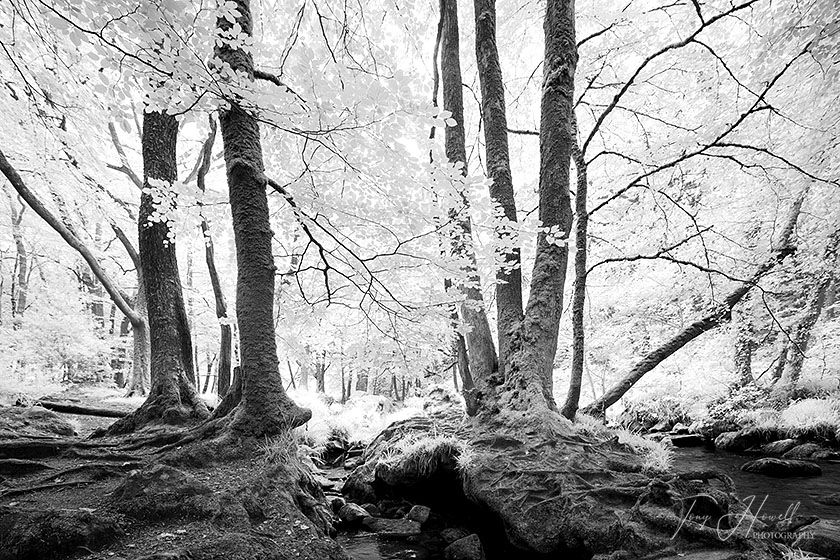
(474, 0, 523, 369)
(440, 0, 499, 414)
(583, 188, 809, 416)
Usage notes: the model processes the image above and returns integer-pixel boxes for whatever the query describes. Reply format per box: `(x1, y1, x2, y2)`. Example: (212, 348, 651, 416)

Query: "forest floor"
(0, 384, 350, 560)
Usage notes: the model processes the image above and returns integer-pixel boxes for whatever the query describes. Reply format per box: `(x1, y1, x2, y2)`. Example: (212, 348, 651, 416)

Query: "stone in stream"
(671, 423, 690, 435)
(783, 442, 825, 459)
(760, 438, 800, 455)
(360, 503, 381, 516)
(714, 427, 775, 452)
(361, 516, 421, 537)
(815, 492, 840, 506)
(406, 504, 431, 524)
(444, 534, 485, 560)
(338, 503, 368, 525)
(793, 519, 840, 560)
(330, 496, 346, 513)
(740, 458, 822, 477)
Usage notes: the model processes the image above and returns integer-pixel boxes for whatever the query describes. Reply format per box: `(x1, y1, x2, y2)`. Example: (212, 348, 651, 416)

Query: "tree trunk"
(781, 230, 839, 386)
(474, 0, 523, 370)
(583, 188, 809, 417)
(195, 116, 232, 397)
(732, 302, 756, 387)
(314, 350, 327, 393)
(440, 0, 498, 413)
(356, 370, 368, 393)
(492, 0, 576, 416)
(6, 192, 28, 322)
(561, 121, 587, 420)
(215, 0, 310, 435)
(126, 273, 151, 397)
(107, 111, 209, 434)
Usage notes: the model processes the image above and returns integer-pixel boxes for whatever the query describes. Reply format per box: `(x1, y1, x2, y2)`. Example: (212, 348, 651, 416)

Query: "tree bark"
(582, 188, 809, 417)
(440, 0, 499, 414)
(493, 0, 576, 415)
(474, 0, 523, 369)
(561, 121, 587, 420)
(215, 0, 311, 434)
(107, 111, 209, 434)
(5, 192, 28, 321)
(732, 301, 756, 387)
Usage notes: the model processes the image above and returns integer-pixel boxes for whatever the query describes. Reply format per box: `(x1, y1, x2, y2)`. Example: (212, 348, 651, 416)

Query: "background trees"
(0, 0, 837, 429)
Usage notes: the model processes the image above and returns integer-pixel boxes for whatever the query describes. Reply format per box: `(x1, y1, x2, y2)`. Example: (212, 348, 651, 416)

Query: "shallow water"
(673, 446, 840, 519)
(337, 533, 440, 560)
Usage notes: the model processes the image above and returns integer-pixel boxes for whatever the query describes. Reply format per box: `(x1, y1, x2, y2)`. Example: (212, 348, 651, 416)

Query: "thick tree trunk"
(356, 370, 369, 393)
(492, 0, 576, 416)
(474, 0, 523, 369)
(108, 111, 209, 434)
(561, 123, 587, 420)
(781, 230, 839, 386)
(215, 0, 310, 435)
(583, 189, 809, 416)
(440, 0, 499, 413)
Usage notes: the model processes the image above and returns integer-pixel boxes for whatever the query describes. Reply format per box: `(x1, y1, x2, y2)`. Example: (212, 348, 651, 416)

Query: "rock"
(783, 443, 825, 459)
(406, 504, 430, 524)
(670, 434, 705, 447)
(342, 463, 377, 504)
(0, 506, 123, 560)
(671, 423, 690, 435)
(0, 406, 76, 439)
(343, 457, 362, 470)
(441, 527, 471, 544)
(760, 438, 800, 455)
(714, 427, 774, 452)
(330, 496, 346, 513)
(444, 534, 485, 560)
(812, 449, 840, 460)
(360, 503, 381, 516)
(740, 458, 822, 477)
(338, 503, 368, 525)
(361, 516, 421, 537)
(692, 418, 739, 441)
(793, 519, 840, 560)
(650, 420, 672, 433)
(815, 493, 840, 506)
(110, 464, 219, 520)
(377, 499, 411, 518)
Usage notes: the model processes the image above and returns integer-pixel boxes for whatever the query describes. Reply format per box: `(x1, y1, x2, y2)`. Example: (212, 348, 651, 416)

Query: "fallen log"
(33, 401, 128, 418)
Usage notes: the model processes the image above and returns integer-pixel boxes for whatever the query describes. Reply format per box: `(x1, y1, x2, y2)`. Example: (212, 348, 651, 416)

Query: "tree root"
(0, 480, 94, 497)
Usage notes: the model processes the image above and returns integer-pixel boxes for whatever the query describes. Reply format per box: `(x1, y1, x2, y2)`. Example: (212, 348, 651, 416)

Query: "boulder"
(360, 503, 381, 516)
(0, 406, 76, 439)
(740, 458, 822, 477)
(783, 443, 824, 459)
(330, 496, 346, 514)
(671, 423, 691, 435)
(342, 463, 377, 504)
(361, 516, 421, 537)
(444, 534, 485, 560)
(692, 418, 739, 441)
(343, 457, 362, 470)
(338, 503, 368, 525)
(760, 439, 800, 455)
(793, 519, 840, 560)
(110, 464, 219, 520)
(812, 449, 840, 460)
(441, 527, 471, 544)
(406, 504, 431, 524)
(714, 427, 774, 452)
(670, 434, 705, 447)
(815, 493, 840, 506)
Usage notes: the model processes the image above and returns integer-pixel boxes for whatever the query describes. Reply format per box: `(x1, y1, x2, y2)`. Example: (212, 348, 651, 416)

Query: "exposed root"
(0, 480, 95, 497)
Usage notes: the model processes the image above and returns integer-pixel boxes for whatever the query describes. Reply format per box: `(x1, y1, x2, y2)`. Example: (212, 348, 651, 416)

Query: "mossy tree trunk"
(108, 111, 209, 434)
(215, 0, 310, 435)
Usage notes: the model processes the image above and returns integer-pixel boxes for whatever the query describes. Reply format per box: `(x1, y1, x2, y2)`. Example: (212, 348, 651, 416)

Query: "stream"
(338, 448, 840, 560)
(673, 446, 840, 520)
